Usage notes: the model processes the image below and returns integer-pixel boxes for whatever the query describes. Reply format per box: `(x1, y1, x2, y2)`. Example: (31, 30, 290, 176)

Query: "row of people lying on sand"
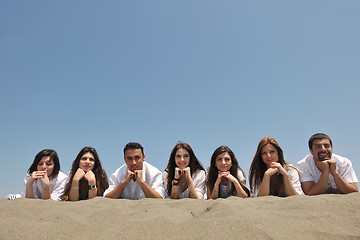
(22, 133, 358, 201)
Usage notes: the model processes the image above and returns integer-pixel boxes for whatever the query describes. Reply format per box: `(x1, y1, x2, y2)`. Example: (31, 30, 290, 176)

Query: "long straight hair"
(165, 142, 204, 196)
(249, 137, 291, 193)
(62, 147, 108, 200)
(207, 146, 247, 197)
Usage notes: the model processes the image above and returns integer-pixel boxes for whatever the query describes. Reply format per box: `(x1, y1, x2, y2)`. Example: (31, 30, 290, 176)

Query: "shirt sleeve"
(193, 170, 206, 199)
(237, 169, 246, 182)
(338, 157, 359, 183)
(287, 167, 304, 195)
(162, 171, 169, 199)
(51, 172, 68, 201)
(149, 170, 166, 199)
(103, 170, 121, 197)
(296, 160, 314, 183)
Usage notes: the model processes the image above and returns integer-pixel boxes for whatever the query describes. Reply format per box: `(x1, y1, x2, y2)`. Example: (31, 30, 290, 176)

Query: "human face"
(37, 156, 54, 177)
(175, 148, 190, 169)
(124, 149, 145, 171)
(215, 152, 232, 172)
(79, 152, 95, 172)
(261, 143, 279, 168)
(310, 138, 332, 162)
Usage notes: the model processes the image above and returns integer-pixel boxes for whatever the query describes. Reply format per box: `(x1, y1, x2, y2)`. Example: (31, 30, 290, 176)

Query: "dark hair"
(27, 149, 60, 178)
(165, 142, 205, 196)
(249, 137, 292, 193)
(124, 142, 144, 157)
(61, 147, 108, 201)
(207, 146, 247, 197)
(308, 133, 332, 150)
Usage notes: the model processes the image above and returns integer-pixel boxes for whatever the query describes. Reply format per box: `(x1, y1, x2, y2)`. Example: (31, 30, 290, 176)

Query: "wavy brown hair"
(249, 137, 293, 193)
(62, 147, 108, 201)
(164, 142, 205, 196)
(207, 146, 248, 197)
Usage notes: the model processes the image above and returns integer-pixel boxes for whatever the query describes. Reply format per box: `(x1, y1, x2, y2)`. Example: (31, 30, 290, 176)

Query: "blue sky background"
(1, 0, 359, 197)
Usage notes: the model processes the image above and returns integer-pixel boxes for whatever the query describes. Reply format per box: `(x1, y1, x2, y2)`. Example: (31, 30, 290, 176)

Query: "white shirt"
(296, 154, 358, 191)
(104, 162, 166, 199)
(250, 166, 304, 197)
(22, 171, 68, 201)
(162, 169, 206, 199)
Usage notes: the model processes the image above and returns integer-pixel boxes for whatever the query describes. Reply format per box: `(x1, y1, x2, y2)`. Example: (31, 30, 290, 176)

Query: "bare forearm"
(332, 172, 359, 194)
(187, 180, 199, 199)
(282, 174, 298, 196)
(105, 180, 128, 199)
(257, 175, 271, 197)
(25, 181, 35, 199)
(306, 171, 329, 195)
(207, 184, 219, 199)
(170, 185, 179, 199)
(233, 181, 247, 198)
(138, 180, 162, 198)
(41, 185, 51, 200)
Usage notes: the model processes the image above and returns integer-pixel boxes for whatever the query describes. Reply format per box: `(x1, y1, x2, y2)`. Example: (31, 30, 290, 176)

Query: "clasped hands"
(30, 170, 50, 185)
(73, 168, 96, 183)
(315, 159, 337, 174)
(125, 169, 143, 183)
(265, 162, 287, 177)
(174, 167, 191, 180)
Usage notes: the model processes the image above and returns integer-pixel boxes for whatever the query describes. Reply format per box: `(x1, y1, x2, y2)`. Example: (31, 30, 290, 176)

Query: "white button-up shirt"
(22, 171, 68, 201)
(104, 162, 166, 199)
(296, 153, 358, 191)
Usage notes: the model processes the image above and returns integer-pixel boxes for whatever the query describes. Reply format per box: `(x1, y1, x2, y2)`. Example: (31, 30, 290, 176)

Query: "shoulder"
(296, 155, 313, 168)
(333, 153, 353, 167)
(111, 164, 127, 177)
(144, 162, 162, 175)
(56, 171, 68, 181)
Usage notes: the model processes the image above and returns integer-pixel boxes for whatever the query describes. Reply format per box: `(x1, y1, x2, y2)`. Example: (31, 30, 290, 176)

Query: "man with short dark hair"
(104, 142, 165, 199)
(296, 133, 358, 195)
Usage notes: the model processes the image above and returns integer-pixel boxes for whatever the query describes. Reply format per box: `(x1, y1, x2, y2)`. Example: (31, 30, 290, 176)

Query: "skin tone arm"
(257, 163, 298, 197)
(302, 160, 359, 195)
(105, 170, 133, 199)
(134, 170, 162, 198)
(25, 171, 51, 200)
(69, 169, 97, 201)
(208, 172, 247, 199)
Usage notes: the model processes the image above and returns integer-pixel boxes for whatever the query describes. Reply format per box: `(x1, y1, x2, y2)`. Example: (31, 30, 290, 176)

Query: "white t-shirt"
(22, 171, 68, 201)
(250, 165, 304, 197)
(162, 169, 206, 199)
(206, 169, 246, 198)
(296, 154, 358, 192)
(103, 162, 166, 199)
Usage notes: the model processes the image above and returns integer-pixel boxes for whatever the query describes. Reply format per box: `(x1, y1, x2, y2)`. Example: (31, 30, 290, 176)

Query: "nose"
(221, 159, 226, 165)
(320, 145, 326, 151)
(132, 159, 137, 165)
(267, 153, 272, 158)
(39, 164, 47, 170)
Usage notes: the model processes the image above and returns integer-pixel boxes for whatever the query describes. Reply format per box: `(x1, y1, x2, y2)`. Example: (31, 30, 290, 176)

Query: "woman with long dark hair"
(23, 149, 67, 201)
(207, 146, 249, 199)
(61, 147, 108, 201)
(249, 137, 303, 197)
(163, 142, 206, 199)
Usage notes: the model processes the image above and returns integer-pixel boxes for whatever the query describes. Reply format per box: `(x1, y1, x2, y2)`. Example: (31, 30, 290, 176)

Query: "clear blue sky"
(1, 0, 359, 197)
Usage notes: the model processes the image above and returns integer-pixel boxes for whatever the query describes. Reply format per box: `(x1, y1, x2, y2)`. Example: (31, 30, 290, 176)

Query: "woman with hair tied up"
(61, 147, 108, 201)
(249, 137, 303, 197)
(207, 146, 249, 199)
(163, 142, 206, 199)
(23, 149, 67, 201)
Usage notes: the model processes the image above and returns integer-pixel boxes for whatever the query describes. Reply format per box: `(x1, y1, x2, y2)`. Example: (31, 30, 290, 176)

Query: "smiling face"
(37, 156, 54, 177)
(215, 152, 232, 172)
(124, 148, 145, 171)
(310, 138, 332, 162)
(175, 148, 190, 169)
(79, 152, 95, 172)
(261, 143, 279, 168)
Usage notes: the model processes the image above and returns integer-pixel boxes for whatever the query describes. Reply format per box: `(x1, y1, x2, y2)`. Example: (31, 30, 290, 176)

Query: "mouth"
(318, 152, 330, 161)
